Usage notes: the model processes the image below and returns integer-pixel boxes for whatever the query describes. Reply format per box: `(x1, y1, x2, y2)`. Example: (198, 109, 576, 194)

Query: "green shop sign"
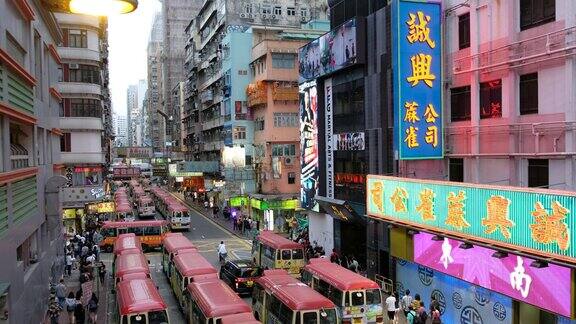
(229, 197, 248, 207)
(367, 175, 575, 262)
(250, 198, 299, 210)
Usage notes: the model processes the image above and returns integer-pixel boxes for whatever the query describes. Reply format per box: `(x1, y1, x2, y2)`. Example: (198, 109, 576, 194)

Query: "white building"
(56, 13, 110, 209)
(113, 113, 128, 146)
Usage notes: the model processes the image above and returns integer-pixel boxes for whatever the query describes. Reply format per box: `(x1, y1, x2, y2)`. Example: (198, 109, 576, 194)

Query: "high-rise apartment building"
(183, 0, 328, 201)
(0, 1, 67, 322)
(56, 13, 112, 215)
(127, 84, 138, 145)
(161, 0, 202, 151)
(113, 113, 128, 146)
(146, 13, 164, 152)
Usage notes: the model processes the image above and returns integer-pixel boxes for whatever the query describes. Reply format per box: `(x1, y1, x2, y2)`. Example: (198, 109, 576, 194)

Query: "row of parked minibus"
(150, 186, 191, 230)
(161, 232, 385, 324)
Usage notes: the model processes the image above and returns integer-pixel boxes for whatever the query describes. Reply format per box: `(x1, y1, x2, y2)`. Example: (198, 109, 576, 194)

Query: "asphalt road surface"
(105, 193, 253, 324)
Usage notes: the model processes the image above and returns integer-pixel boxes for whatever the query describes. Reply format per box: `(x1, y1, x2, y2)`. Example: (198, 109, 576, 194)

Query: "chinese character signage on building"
(86, 202, 115, 214)
(300, 81, 319, 210)
(392, 0, 443, 159)
(299, 18, 364, 83)
(333, 132, 365, 151)
(414, 232, 573, 318)
(112, 167, 140, 178)
(126, 147, 153, 159)
(367, 175, 576, 262)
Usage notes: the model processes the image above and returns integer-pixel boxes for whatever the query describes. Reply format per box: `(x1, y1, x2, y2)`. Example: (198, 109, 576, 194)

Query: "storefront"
(366, 175, 576, 323)
(62, 208, 85, 237)
(249, 196, 299, 234)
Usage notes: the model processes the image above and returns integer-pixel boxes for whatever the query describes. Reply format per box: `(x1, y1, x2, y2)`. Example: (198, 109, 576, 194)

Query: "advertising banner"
(395, 260, 513, 324)
(333, 132, 365, 150)
(392, 0, 443, 159)
(325, 78, 334, 198)
(299, 18, 361, 82)
(126, 147, 153, 159)
(86, 202, 115, 214)
(414, 232, 573, 317)
(300, 81, 319, 210)
(366, 175, 576, 263)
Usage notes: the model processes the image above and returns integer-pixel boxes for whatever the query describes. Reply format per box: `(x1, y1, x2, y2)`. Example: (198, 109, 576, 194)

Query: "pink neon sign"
(414, 232, 572, 317)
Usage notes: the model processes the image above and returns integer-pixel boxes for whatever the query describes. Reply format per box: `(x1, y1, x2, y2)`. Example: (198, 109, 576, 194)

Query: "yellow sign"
(87, 202, 115, 214)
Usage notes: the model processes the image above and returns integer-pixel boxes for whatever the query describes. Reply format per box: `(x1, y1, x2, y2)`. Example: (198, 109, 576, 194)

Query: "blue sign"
(392, 0, 443, 159)
(395, 260, 512, 324)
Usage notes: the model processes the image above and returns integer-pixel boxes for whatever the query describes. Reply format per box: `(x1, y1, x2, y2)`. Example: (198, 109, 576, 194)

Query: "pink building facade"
(403, 0, 576, 191)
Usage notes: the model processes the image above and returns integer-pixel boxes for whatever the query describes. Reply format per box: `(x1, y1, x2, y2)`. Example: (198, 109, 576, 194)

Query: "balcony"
(58, 47, 101, 62)
(60, 152, 105, 164)
(202, 116, 225, 131)
(54, 13, 100, 29)
(247, 82, 267, 107)
(452, 26, 576, 74)
(10, 144, 30, 170)
(58, 82, 101, 96)
(202, 140, 224, 151)
(60, 117, 103, 131)
(200, 89, 214, 103)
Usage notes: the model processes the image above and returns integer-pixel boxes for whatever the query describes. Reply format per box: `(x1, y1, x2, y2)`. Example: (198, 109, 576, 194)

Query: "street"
(104, 192, 253, 324)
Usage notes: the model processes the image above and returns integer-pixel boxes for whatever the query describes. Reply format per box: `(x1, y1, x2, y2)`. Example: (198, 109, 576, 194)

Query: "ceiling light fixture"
(530, 260, 548, 269)
(42, 0, 138, 16)
(459, 242, 473, 249)
(431, 235, 444, 241)
(491, 251, 508, 259)
(407, 229, 420, 236)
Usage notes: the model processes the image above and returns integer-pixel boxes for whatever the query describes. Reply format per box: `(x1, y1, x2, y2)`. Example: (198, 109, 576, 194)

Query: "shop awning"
(315, 196, 365, 223)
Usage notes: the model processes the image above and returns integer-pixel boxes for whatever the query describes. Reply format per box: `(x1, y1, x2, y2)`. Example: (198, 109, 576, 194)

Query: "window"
(292, 248, 303, 259)
(288, 172, 296, 184)
(329, 288, 343, 305)
(449, 158, 464, 182)
(520, 73, 538, 115)
(272, 53, 296, 69)
(520, 0, 555, 31)
(287, 7, 296, 16)
(261, 4, 272, 14)
(274, 6, 282, 15)
(6, 33, 26, 66)
(255, 118, 265, 131)
(272, 144, 296, 157)
(300, 7, 308, 17)
(34, 31, 43, 99)
(302, 312, 317, 324)
(233, 126, 246, 140)
(366, 289, 382, 304)
(60, 133, 71, 152)
(528, 159, 548, 188)
(68, 29, 88, 48)
(281, 250, 291, 260)
(351, 291, 365, 306)
(273, 112, 298, 127)
(458, 13, 470, 49)
(479, 80, 502, 119)
(70, 99, 102, 117)
(69, 64, 100, 84)
(450, 86, 471, 121)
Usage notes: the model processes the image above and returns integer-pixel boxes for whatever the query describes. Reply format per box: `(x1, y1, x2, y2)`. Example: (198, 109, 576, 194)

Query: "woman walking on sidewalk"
(65, 292, 77, 324)
(87, 293, 99, 324)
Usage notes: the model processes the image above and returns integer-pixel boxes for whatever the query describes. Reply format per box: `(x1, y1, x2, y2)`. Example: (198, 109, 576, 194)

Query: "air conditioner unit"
(69, 63, 79, 69)
(271, 14, 277, 19)
(284, 156, 293, 165)
(262, 13, 268, 18)
(300, 16, 307, 22)
(240, 13, 247, 18)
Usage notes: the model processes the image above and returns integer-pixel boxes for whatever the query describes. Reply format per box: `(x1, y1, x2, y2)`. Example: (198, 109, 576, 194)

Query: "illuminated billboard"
(299, 18, 363, 83)
(415, 232, 573, 317)
(300, 81, 319, 210)
(366, 175, 576, 263)
(392, 0, 443, 159)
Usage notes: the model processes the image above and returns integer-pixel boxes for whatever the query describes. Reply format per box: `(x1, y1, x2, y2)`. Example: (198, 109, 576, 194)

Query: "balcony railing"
(202, 116, 225, 130)
(452, 26, 576, 74)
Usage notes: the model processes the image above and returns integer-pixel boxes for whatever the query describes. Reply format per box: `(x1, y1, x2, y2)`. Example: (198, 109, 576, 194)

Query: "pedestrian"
(204, 200, 209, 209)
(47, 296, 62, 324)
(86, 254, 96, 265)
(401, 289, 413, 317)
(430, 295, 440, 314)
(81, 244, 89, 258)
(87, 293, 98, 324)
(92, 244, 100, 261)
(411, 293, 422, 312)
(414, 301, 427, 324)
(65, 292, 77, 324)
(385, 293, 397, 323)
(55, 279, 67, 308)
(348, 257, 359, 273)
(217, 241, 227, 264)
(406, 306, 417, 324)
(212, 206, 218, 218)
(65, 253, 75, 277)
(232, 216, 237, 231)
(98, 262, 106, 285)
(74, 296, 85, 324)
(430, 304, 441, 324)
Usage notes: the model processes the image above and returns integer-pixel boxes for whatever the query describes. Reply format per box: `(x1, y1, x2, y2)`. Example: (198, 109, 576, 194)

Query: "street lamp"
(42, 0, 138, 16)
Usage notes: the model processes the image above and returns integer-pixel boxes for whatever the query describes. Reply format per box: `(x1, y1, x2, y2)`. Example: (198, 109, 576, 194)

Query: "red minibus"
(100, 220, 169, 252)
(116, 278, 170, 324)
(170, 252, 218, 306)
(114, 252, 150, 284)
(162, 233, 197, 277)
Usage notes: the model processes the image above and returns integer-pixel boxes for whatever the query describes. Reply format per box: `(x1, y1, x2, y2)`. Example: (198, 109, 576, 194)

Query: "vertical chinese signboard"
(366, 175, 576, 263)
(392, 0, 443, 159)
(300, 81, 319, 210)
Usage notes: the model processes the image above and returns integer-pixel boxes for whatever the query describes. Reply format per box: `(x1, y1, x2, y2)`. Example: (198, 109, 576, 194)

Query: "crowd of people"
(46, 230, 104, 324)
(385, 289, 443, 324)
(293, 230, 362, 273)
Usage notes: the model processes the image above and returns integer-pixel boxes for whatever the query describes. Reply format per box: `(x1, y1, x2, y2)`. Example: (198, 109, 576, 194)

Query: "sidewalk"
(170, 191, 257, 241)
(55, 263, 109, 324)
